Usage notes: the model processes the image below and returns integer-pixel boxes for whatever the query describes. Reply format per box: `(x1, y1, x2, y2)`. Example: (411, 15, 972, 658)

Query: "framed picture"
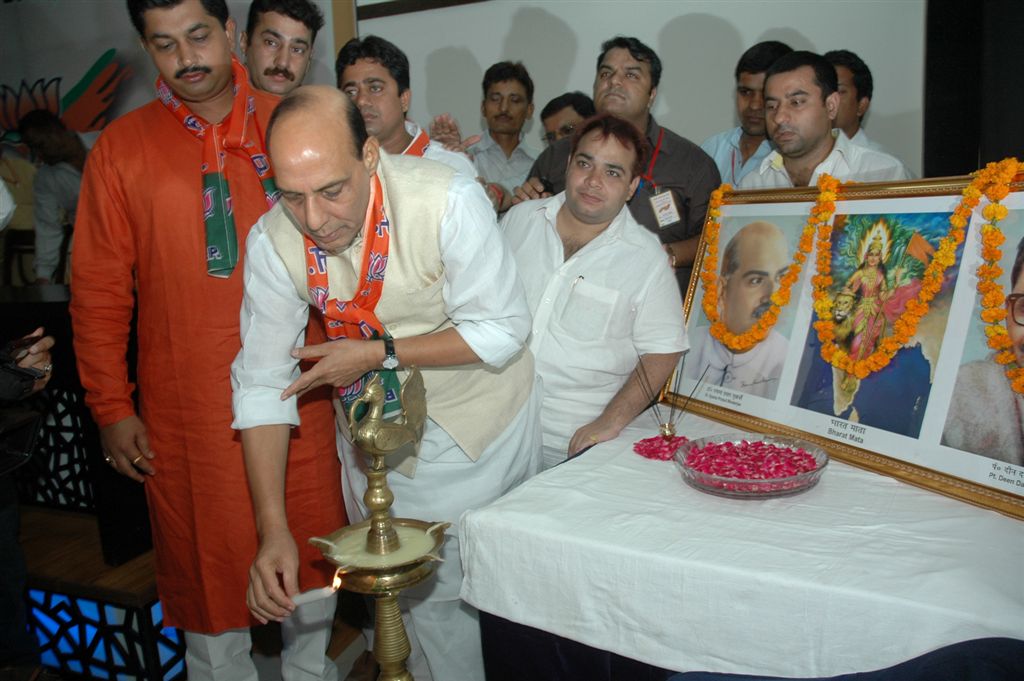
(671, 175, 1024, 519)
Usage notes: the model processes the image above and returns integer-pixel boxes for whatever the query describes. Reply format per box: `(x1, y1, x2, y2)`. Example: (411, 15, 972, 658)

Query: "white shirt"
(232, 172, 531, 429)
(0, 180, 13, 231)
(849, 127, 885, 152)
(740, 129, 911, 190)
(469, 130, 537, 192)
(500, 193, 688, 453)
(403, 120, 477, 178)
(685, 327, 787, 400)
(34, 161, 81, 280)
(700, 126, 773, 186)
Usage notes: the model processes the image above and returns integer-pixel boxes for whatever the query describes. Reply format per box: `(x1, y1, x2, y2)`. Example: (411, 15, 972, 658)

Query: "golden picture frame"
(668, 175, 1024, 520)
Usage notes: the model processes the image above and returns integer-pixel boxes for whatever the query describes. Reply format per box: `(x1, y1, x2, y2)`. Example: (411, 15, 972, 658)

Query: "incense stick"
(675, 363, 710, 429)
(634, 353, 665, 430)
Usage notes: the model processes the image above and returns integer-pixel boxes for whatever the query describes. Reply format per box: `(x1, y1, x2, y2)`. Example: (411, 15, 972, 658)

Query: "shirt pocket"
(554, 278, 632, 342)
(547, 279, 636, 382)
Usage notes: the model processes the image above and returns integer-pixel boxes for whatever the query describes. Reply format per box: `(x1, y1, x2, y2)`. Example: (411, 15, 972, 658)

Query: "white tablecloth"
(459, 414, 1024, 676)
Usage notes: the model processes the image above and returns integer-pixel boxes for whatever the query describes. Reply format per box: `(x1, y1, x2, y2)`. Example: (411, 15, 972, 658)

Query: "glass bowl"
(674, 433, 829, 498)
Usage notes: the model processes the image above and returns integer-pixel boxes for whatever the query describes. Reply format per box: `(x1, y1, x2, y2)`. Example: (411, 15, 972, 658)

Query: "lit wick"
(290, 568, 343, 606)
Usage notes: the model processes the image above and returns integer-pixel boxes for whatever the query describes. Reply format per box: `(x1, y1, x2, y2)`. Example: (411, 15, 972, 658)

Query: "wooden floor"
(19, 506, 362, 660)
(20, 506, 157, 608)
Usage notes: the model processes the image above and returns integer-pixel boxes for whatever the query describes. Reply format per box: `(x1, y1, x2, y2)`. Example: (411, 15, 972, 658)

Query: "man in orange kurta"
(69, 1, 344, 679)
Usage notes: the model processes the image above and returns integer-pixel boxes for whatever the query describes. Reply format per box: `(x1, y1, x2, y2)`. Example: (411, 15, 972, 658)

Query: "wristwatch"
(382, 337, 399, 370)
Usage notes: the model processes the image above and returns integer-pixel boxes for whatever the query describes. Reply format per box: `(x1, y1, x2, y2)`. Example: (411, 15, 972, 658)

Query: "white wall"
(0, 1, 927, 175)
(358, 0, 926, 175)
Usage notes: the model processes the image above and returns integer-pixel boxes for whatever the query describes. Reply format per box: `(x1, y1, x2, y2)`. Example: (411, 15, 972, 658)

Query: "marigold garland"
(700, 179, 835, 352)
(812, 165, 1002, 381)
(972, 158, 1024, 394)
(700, 162, 1024, 389)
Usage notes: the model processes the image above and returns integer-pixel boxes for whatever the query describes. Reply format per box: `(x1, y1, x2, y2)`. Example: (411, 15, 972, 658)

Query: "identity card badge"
(650, 189, 681, 228)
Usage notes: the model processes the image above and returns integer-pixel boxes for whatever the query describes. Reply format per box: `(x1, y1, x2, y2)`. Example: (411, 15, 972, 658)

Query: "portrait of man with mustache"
(685, 219, 791, 399)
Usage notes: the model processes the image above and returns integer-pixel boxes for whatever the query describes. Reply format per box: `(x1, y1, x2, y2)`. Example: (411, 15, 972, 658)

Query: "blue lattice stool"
(21, 508, 185, 680)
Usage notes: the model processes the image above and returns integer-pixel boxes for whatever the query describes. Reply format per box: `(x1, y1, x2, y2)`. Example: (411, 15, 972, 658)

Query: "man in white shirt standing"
(0, 181, 13, 231)
(431, 61, 538, 211)
(18, 110, 86, 284)
(740, 51, 910, 190)
(336, 35, 476, 178)
(233, 86, 540, 681)
(701, 40, 792, 186)
(502, 114, 686, 467)
(824, 49, 883, 152)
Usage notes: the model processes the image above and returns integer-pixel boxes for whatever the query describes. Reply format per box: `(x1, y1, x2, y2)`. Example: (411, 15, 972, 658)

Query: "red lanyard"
(640, 128, 664, 191)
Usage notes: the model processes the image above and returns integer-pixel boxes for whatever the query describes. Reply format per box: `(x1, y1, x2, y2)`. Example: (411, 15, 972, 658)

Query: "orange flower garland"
(972, 158, 1024, 394)
(700, 180, 834, 352)
(702, 162, 1024, 388)
(812, 168, 988, 381)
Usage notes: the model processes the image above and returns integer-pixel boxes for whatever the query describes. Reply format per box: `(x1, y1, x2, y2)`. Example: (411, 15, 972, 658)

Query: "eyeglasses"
(1007, 293, 1024, 326)
(543, 122, 577, 144)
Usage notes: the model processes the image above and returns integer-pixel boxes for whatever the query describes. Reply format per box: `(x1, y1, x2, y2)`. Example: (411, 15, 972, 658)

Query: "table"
(459, 415, 1024, 677)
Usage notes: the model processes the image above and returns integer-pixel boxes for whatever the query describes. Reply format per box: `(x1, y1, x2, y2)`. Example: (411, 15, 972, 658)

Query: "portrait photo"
(685, 214, 808, 400)
(940, 209, 1024, 465)
(790, 211, 961, 438)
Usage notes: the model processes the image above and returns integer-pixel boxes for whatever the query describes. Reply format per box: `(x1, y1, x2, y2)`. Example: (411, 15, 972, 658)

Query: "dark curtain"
(924, 0, 1024, 176)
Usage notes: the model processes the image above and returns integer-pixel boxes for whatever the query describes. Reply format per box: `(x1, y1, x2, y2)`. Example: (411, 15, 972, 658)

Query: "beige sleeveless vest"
(265, 151, 533, 461)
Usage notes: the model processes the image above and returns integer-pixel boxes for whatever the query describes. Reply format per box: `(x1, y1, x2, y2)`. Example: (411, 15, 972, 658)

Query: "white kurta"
(685, 327, 788, 399)
(941, 358, 1024, 465)
(0, 180, 13, 230)
(33, 160, 81, 280)
(232, 172, 541, 681)
(849, 127, 885, 152)
(468, 129, 537, 192)
(232, 174, 530, 427)
(403, 120, 477, 178)
(501, 193, 688, 465)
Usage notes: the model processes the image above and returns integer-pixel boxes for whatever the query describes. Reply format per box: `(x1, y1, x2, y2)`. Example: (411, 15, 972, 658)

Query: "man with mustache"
(740, 51, 910, 189)
(685, 220, 790, 399)
(241, 0, 323, 96)
(335, 35, 476, 176)
(513, 36, 720, 294)
(70, 1, 344, 679)
(431, 61, 538, 212)
(700, 40, 792, 186)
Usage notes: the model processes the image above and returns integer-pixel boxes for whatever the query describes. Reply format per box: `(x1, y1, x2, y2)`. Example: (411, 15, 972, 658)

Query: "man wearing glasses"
(539, 91, 595, 146)
(941, 235, 1024, 465)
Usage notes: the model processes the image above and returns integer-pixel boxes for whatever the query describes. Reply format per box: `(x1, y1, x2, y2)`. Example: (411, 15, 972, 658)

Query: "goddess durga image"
(835, 219, 931, 388)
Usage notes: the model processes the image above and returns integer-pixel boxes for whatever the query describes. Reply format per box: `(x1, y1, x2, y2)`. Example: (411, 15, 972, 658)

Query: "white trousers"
(340, 381, 543, 681)
(183, 593, 339, 681)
